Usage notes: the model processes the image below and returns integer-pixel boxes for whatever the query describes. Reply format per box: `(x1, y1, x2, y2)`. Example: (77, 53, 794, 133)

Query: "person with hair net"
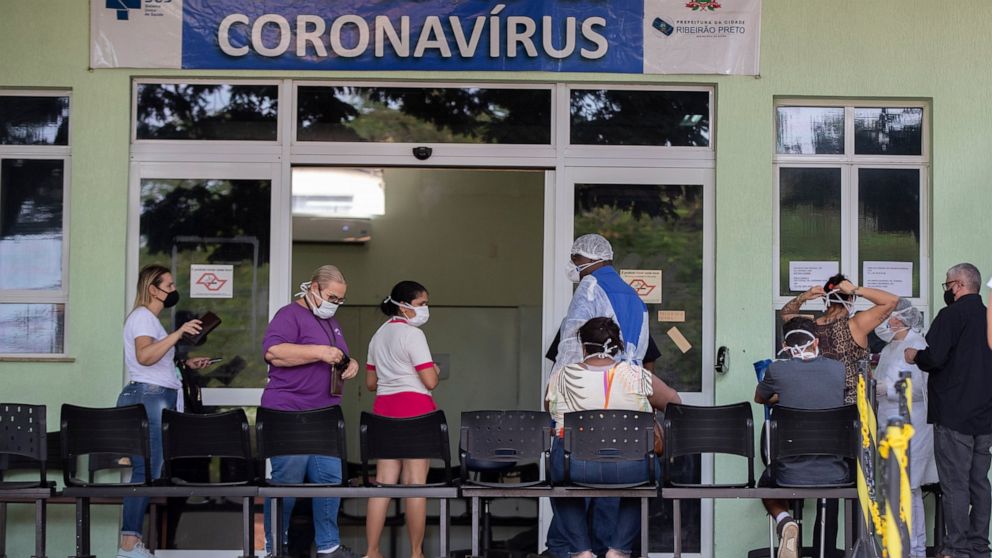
(553, 234, 649, 375)
(875, 299, 937, 558)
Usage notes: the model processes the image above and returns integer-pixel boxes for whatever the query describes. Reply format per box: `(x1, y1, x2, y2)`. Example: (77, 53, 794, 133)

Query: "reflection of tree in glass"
(136, 84, 278, 140)
(575, 185, 704, 392)
(0, 96, 69, 145)
(140, 179, 271, 264)
(296, 86, 551, 144)
(570, 90, 709, 146)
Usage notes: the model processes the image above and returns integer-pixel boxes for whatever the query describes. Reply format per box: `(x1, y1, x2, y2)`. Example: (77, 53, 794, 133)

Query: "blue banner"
(182, 0, 645, 73)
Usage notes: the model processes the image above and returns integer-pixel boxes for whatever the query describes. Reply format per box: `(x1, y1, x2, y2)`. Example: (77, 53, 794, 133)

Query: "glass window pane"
(855, 108, 923, 155)
(0, 159, 64, 290)
(776, 107, 844, 154)
(0, 96, 69, 145)
(135, 84, 278, 141)
(858, 168, 921, 297)
(779, 168, 842, 296)
(570, 90, 709, 146)
(0, 303, 64, 353)
(574, 183, 704, 394)
(139, 178, 271, 388)
(296, 86, 551, 144)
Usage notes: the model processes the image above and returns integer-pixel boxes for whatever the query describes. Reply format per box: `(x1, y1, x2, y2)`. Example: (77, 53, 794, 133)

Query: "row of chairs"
(0, 402, 859, 558)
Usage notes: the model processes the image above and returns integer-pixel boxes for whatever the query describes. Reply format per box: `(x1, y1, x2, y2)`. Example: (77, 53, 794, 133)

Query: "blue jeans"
(116, 381, 177, 537)
(549, 441, 648, 555)
(263, 455, 343, 553)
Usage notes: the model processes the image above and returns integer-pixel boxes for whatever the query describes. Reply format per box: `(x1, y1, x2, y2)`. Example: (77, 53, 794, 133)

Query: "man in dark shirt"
(755, 317, 847, 558)
(906, 263, 992, 558)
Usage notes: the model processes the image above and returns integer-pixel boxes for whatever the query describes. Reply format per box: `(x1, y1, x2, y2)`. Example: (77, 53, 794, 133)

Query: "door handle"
(715, 346, 730, 374)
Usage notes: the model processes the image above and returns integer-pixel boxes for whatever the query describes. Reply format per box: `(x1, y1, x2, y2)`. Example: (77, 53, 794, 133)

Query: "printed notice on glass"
(863, 262, 913, 297)
(620, 270, 663, 304)
(190, 264, 234, 299)
(789, 261, 839, 292)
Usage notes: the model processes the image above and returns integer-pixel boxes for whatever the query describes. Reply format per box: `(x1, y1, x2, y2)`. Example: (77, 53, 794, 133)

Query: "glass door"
(128, 162, 284, 408)
(545, 166, 715, 558)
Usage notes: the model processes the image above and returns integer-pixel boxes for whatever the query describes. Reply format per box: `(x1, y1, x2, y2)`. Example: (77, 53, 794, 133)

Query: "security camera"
(412, 146, 433, 160)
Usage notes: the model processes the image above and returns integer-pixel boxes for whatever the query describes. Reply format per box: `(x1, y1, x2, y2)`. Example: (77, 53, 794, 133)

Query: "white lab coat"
(551, 273, 649, 378)
(875, 329, 937, 557)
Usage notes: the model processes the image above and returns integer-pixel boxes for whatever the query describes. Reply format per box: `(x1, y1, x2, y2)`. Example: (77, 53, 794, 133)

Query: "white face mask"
(309, 291, 340, 319)
(391, 298, 430, 327)
(824, 289, 857, 316)
(565, 259, 601, 283)
(777, 329, 820, 361)
(874, 321, 908, 344)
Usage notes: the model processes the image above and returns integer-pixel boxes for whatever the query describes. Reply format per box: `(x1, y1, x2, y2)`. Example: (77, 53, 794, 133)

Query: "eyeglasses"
(941, 280, 961, 291)
(320, 292, 346, 305)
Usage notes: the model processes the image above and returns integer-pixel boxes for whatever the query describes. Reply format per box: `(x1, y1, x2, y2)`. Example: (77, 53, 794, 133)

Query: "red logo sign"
(195, 272, 228, 292)
(628, 279, 657, 297)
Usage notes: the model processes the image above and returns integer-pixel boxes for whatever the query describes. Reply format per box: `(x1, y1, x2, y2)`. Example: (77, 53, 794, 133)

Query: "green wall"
(2, 1, 991, 555)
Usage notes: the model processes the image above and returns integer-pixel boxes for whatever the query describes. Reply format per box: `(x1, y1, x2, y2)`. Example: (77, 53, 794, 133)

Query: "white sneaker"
(117, 540, 154, 558)
(776, 519, 799, 558)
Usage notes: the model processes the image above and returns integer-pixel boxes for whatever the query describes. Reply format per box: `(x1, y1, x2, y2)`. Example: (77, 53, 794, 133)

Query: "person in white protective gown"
(874, 298, 938, 558)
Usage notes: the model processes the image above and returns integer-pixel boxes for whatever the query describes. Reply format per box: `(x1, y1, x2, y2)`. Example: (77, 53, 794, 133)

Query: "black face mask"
(162, 290, 180, 308)
(943, 289, 956, 307)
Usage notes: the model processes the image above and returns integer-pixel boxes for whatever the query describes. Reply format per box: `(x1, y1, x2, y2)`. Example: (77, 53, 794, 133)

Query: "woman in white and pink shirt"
(364, 280, 439, 558)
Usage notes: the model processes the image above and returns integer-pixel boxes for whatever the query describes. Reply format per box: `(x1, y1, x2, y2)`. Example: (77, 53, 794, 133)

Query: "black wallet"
(182, 311, 221, 345)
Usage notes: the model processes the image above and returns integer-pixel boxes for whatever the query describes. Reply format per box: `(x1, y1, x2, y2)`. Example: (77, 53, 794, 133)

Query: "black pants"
(934, 425, 992, 558)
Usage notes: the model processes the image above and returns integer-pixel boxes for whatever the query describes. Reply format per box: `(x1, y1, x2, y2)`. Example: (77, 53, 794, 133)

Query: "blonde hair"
(133, 264, 171, 310)
(297, 265, 347, 298)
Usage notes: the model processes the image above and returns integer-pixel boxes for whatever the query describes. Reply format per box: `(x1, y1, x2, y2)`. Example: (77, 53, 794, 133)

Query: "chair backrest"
(563, 409, 655, 463)
(360, 410, 451, 485)
(256, 405, 348, 480)
(60, 403, 149, 486)
(460, 410, 549, 480)
(663, 402, 754, 486)
(0, 403, 47, 485)
(161, 408, 253, 483)
(768, 404, 859, 462)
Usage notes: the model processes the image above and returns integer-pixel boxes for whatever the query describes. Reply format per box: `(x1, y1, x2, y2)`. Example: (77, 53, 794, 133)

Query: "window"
(295, 85, 552, 144)
(774, 100, 928, 320)
(570, 89, 710, 147)
(134, 83, 279, 141)
(0, 92, 70, 355)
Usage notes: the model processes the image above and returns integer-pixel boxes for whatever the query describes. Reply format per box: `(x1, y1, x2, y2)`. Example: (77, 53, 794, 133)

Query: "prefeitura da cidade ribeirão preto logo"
(685, 0, 722, 11)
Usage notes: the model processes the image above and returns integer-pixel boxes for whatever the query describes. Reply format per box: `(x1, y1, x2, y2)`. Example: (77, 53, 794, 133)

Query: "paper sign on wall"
(789, 261, 839, 292)
(620, 270, 663, 304)
(666, 327, 692, 354)
(658, 310, 686, 322)
(862, 262, 913, 297)
(190, 264, 234, 299)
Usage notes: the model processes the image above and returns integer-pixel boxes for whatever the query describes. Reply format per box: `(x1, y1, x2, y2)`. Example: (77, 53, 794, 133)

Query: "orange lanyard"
(602, 366, 618, 409)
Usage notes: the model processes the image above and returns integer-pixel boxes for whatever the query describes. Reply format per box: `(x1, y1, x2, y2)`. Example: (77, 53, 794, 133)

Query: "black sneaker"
(320, 545, 359, 558)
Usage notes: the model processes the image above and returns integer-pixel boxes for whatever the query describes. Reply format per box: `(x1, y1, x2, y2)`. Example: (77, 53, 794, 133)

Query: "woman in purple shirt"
(261, 265, 359, 558)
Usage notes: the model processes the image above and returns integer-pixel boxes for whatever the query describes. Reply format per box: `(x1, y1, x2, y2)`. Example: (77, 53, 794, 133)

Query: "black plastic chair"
(459, 410, 550, 555)
(0, 403, 52, 558)
(359, 410, 458, 558)
(161, 408, 253, 485)
(359, 410, 452, 487)
(562, 409, 657, 488)
(767, 405, 859, 558)
(60, 403, 150, 558)
(661, 402, 754, 557)
(256, 406, 349, 558)
(663, 402, 755, 487)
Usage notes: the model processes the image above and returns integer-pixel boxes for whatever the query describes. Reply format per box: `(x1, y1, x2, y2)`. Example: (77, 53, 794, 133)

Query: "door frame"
(541, 165, 716, 558)
(126, 161, 285, 406)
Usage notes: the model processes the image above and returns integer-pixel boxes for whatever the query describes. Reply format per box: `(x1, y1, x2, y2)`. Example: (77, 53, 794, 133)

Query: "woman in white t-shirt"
(115, 264, 214, 558)
(364, 280, 439, 558)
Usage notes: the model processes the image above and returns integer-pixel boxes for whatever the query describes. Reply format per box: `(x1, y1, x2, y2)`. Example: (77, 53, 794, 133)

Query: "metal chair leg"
(819, 498, 827, 558)
(673, 499, 682, 558)
(239, 496, 255, 558)
(640, 497, 649, 558)
(768, 514, 776, 558)
(74, 497, 95, 558)
(271, 498, 283, 558)
(439, 498, 450, 558)
(470, 497, 480, 557)
(0, 501, 7, 558)
(32, 498, 47, 558)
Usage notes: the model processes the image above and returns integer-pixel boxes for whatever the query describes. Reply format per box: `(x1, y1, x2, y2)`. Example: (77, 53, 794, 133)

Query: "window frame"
(772, 99, 930, 315)
(0, 89, 72, 357)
